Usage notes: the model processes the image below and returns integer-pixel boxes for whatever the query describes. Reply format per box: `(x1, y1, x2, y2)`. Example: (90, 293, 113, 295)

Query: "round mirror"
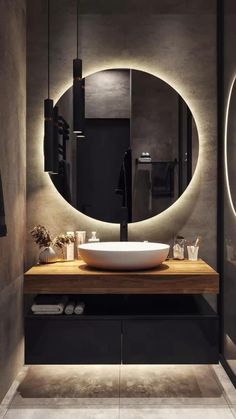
(50, 69, 199, 223)
(226, 78, 236, 216)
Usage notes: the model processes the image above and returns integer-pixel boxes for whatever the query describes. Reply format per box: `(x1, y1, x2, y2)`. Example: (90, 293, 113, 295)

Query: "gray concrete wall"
(0, 0, 26, 402)
(27, 2, 217, 280)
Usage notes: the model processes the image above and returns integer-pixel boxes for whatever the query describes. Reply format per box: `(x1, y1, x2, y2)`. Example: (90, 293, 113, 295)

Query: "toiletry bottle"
(75, 231, 86, 259)
(88, 232, 100, 242)
(66, 231, 75, 260)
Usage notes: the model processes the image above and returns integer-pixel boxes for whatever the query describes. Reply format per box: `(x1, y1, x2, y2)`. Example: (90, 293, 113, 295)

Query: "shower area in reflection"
(50, 69, 198, 223)
(221, 0, 236, 386)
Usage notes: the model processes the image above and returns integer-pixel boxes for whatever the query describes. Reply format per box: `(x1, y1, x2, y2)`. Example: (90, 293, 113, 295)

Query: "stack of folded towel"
(31, 296, 85, 315)
(31, 295, 68, 315)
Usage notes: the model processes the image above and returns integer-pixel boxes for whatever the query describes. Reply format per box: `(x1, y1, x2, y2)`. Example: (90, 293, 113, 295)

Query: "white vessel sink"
(79, 241, 170, 270)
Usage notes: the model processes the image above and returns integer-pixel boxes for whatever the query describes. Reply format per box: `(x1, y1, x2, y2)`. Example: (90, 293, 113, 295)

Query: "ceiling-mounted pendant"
(44, 98, 54, 172)
(44, 0, 58, 173)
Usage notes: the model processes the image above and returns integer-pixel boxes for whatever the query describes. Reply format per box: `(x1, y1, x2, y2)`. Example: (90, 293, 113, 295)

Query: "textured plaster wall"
(0, 0, 26, 402)
(27, 1, 217, 277)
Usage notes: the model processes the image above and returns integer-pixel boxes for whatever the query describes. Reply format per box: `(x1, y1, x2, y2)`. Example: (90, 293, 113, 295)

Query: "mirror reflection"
(226, 78, 236, 215)
(50, 69, 198, 223)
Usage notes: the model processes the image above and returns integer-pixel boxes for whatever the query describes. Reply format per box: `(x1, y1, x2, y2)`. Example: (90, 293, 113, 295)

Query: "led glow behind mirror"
(225, 76, 236, 217)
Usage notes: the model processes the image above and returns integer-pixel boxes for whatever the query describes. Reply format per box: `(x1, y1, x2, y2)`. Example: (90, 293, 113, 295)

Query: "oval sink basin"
(79, 241, 170, 270)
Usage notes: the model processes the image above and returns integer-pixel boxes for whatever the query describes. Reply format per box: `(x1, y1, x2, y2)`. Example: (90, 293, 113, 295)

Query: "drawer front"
(25, 318, 121, 364)
(122, 318, 219, 364)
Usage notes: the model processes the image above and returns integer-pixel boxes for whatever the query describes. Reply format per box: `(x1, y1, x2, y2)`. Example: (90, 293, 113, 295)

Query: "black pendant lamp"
(44, 0, 58, 173)
(73, 0, 85, 138)
(52, 105, 59, 173)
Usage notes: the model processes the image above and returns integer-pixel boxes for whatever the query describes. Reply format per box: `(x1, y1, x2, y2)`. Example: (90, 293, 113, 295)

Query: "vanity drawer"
(122, 317, 219, 364)
(25, 317, 121, 364)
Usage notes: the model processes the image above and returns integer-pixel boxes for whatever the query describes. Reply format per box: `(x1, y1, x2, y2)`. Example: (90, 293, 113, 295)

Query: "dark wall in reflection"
(77, 119, 130, 223)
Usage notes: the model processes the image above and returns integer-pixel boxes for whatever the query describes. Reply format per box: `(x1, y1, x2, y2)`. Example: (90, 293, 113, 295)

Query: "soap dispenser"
(88, 231, 100, 242)
(65, 231, 75, 260)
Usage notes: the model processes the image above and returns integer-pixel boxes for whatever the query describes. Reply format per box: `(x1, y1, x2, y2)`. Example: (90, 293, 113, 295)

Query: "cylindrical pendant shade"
(73, 58, 82, 79)
(73, 58, 85, 134)
(53, 105, 59, 174)
(44, 98, 54, 172)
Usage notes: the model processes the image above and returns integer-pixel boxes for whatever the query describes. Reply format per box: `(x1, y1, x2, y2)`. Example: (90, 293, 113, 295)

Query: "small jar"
(173, 236, 185, 260)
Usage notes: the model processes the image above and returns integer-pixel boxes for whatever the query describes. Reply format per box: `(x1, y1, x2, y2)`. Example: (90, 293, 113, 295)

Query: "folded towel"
(74, 301, 85, 315)
(31, 295, 68, 315)
(64, 301, 76, 315)
(32, 308, 64, 315)
(31, 304, 65, 314)
(138, 157, 152, 163)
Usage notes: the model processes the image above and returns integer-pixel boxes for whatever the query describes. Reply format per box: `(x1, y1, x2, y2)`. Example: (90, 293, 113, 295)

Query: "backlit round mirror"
(50, 69, 199, 223)
(226, 78, 236, 216)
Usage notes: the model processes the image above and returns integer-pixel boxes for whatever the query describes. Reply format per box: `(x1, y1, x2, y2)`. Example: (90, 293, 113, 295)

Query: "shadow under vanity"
(24, 259, 219, 365)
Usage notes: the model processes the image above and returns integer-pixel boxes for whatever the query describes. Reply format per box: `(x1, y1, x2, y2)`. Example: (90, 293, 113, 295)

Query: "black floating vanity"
(24, 259, 219, 365)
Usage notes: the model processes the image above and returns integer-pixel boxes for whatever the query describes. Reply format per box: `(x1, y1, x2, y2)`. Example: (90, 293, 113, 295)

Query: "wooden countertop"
(24, 259, 219, 295)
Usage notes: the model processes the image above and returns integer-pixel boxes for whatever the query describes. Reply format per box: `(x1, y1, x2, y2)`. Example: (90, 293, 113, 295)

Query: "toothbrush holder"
(187, 245, 199, 261)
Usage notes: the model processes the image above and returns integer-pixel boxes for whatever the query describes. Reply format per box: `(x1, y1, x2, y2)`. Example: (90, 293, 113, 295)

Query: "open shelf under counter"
(24, 258, 219, 295)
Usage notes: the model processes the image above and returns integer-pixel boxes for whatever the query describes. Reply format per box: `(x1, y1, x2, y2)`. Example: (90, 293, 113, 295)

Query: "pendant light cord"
(76, 0, 79, 58)
(48, 0, 50, 98)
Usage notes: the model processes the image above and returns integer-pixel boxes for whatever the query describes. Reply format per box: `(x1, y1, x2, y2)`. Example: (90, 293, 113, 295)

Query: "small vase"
(39, 246, 57, 264)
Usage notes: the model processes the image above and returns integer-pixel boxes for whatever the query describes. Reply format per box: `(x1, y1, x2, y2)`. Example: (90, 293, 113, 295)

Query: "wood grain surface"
(24, 259, 219, 295)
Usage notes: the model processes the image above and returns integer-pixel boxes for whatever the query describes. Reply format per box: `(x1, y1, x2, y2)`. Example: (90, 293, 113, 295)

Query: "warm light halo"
(224, 75, 236, 217)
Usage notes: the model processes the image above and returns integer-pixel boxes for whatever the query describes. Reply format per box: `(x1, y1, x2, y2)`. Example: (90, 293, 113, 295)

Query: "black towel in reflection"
(151, 162, 174, 198)
(115, 148, 132, 221)
(0, 171, 7, 237)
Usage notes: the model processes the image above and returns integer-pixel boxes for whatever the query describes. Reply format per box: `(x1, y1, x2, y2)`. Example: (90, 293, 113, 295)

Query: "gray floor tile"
(4, 363, 236, 416)
(10, 396, 119, 409)
(193, 365, 223, 398)
(120, 365, 202, 398)
(229, 406, 236, 419)
(0, 406, 7, 419)
(4, 408, 119, 419)
(213, 364, 236, 406)
(120, 396, 228, 408)
(119, 365, 226, 406)
(15, 365, 119, 399)
(119, 407, 235, 419)
(1, 368, 29, 409)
